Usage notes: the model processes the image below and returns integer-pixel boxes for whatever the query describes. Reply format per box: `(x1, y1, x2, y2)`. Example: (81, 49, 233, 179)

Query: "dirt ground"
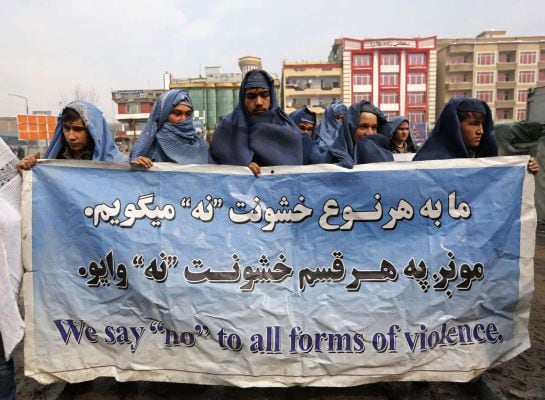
(13, 229, 545, 400)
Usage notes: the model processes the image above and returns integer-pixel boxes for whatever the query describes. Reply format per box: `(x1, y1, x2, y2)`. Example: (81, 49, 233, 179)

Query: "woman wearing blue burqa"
(209, 69, 303, 176)
(326, 100, 393, 168)
(130, 90, 208, 168)
(315, 100, 347, 149)
(17, 100, 127, 170)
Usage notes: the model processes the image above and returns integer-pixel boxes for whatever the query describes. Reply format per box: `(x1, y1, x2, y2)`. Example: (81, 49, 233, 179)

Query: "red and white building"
(329, 37, 437, 142)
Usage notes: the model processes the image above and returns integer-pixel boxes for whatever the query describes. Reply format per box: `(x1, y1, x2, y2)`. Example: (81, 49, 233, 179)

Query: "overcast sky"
(1, 0, 543, 121)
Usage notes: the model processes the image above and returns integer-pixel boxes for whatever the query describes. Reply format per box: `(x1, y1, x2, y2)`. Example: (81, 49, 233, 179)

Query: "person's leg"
(0, 333, 16, 400)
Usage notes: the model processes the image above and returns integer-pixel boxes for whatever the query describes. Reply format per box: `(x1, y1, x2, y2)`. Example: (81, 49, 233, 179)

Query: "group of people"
(17, 68, 539, 175)
(3, 68, 540, 398)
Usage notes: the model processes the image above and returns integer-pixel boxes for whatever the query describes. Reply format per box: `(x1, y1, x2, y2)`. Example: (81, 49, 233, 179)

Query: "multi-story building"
(329, 36, 437, 143)
(112, 56, 274, 146)
(282, 61, 342, 118)
(437, 30, 545, 122)
(111, 88, 166, 151)
(170, 56, 279, 141)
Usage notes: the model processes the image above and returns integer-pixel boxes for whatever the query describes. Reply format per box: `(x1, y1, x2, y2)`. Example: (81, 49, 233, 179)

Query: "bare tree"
(60, 85, 100, 106)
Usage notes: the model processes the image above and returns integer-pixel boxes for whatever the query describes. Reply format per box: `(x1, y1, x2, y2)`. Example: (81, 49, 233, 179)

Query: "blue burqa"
(209, 69, 303, 166)
(45, 100, 127, 162)
(327, 100, 393, 168)
(130, 90, 208, 164)
(315, 100, 347, 148)
(413, 98, 497, 161)
(289, 107, 322, 164)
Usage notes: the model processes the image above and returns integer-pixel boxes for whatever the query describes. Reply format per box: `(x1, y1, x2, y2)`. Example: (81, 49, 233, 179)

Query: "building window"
(477, 52, 495, 65)
(126, 103, 141, 113)
(517, 90, 528, 103)
(353, 54, 372, 67)
(451, 55, 470, 64)
(408, 111, 426, 123)
(380, 91, 399, 104)
(498, 71, 513, 82)
(476, 91, 494, 103)
(408, 73, 427, 84)
(408, 53, 426, 66)
(499, 52, 515, 63)
(380, 73, 399, 86)
(353, 93, 371, 102)
(518, 70, 536, 84)
(540, 70, 545, 81)
(476, 72, 494, 85)
(519, 51, 537, 65)
(450, 91, 468, 98)
(380, 53, 399, 66)
(496, 109, 512, 120)
(497, 90, 513, 101)
(383, 111, 398, 120)
(407, 92, 425, 105)
(541, 51, 545, 62)
(449, 73, 468, 83)
(516, 108, 527, 121)
(353, 74, 371, 85)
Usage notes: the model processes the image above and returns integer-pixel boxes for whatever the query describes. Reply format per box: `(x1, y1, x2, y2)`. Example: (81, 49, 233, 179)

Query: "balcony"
(446, 64, 474, 72)
(497, 62, 517, 71)
(447, 44, 474, 53)
(496, 100, 516, 108)
(283, 86, 341, 96)
(446, 82, 473, 91)
(498, 44, 517, 52)
(496, 81, 516, 89)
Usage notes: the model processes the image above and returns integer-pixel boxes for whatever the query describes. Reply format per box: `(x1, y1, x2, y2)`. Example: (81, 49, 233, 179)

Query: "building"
(111, 88, 166, 151)
(282, 61, 342, 118)
(0, 117, 25, 157)
(169, 66, 241, 140)
(170, 56, 280, 141)
(329, 36, 437, 143)
(436, 29, 545, 122)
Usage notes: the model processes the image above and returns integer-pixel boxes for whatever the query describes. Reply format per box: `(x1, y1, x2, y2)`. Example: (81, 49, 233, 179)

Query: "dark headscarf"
(387, 116, 417, 153)
(209, 69, 303, 166)
(130, 90, 208, 164)
(326, 100, 393, 168)
(413, 98, 497, 161)
(289, 107, 317, 137)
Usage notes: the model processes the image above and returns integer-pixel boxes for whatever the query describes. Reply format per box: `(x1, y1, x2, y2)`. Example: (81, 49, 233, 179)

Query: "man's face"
(298, 121, 314, 137)
(244, 88, 271, 115)
(353, 112, 378, 142)
(63, 118, 91, 155)
(460, 112, 484, 150)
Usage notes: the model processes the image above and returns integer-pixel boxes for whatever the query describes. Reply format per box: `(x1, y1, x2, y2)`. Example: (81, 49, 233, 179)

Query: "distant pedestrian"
(315, 100, 347, 149)
(387, 116, 416, 154)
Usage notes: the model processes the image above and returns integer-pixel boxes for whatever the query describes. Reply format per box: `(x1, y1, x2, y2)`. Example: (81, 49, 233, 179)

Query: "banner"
(22, 157, 536, 386)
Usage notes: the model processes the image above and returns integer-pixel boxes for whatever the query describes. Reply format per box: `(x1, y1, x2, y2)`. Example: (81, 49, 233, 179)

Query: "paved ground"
(14, 229, 545, 400)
